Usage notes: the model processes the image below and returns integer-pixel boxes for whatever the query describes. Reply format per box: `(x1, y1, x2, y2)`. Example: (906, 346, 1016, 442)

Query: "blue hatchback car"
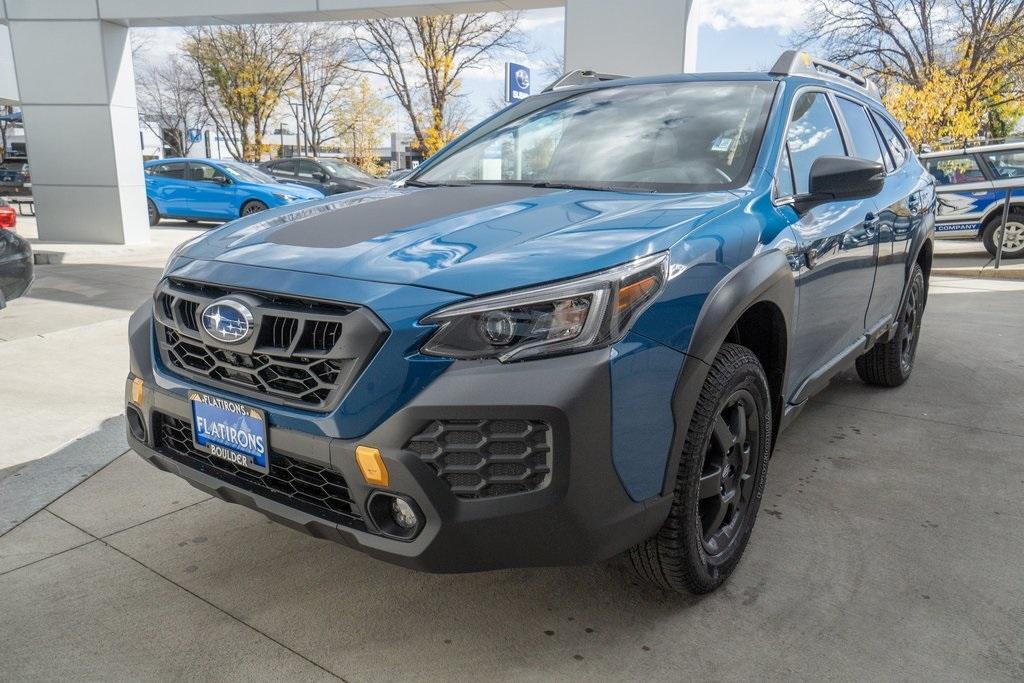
(126, 52, 935, 594)
(144, 158, 323, 225)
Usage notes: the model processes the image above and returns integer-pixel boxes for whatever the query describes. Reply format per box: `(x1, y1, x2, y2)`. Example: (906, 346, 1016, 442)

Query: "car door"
(922, 152, 994, 237)
(186, 162, 237, 220)
(864, 110, 929, 326)
(777, 90, 880, 398)
(979, 147, 1024, 224)
(144, 161, 190, 218)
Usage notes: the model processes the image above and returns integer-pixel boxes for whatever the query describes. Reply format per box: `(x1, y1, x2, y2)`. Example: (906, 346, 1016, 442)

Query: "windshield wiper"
(530, 181, 650, 193)
(404, 179, 471, 188)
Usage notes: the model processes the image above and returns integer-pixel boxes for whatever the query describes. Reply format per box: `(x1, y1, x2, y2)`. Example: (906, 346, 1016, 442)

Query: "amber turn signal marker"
(355, 445, 389, 487)
(131, 377, 145, 405)
(617, 275, 658, 313)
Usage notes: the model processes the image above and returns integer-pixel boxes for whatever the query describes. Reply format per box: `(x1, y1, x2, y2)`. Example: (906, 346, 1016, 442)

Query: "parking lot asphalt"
(2, 267, 1022, 681)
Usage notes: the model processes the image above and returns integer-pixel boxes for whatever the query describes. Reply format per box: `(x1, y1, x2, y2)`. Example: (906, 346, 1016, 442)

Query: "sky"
(133, 0, 809, 137)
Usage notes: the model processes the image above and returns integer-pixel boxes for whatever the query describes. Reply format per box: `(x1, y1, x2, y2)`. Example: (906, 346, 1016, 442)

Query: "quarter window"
(785, 92, 847, 195)
(836, 98, 884, 166)
(983, 149, 1024, 180)
(924, 155, 985, 185)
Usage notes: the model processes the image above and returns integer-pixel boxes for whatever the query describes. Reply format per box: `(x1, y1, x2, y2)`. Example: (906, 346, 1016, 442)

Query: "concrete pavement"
(1, 273, 1022, 681)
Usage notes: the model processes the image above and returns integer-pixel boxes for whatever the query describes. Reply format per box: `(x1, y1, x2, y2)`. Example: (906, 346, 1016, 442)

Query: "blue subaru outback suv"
(126, 52, 935, 594)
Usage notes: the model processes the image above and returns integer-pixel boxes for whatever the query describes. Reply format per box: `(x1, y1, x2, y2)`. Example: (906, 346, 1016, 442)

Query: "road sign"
(505, 63, 531, 102)
(188, 128, 203, 144)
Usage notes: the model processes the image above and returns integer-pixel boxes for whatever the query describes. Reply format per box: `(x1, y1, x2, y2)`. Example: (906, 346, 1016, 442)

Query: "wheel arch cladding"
(661, 249, 795, 498)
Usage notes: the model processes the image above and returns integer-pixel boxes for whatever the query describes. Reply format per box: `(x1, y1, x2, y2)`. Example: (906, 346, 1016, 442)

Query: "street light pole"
(297, 52, 311, 157)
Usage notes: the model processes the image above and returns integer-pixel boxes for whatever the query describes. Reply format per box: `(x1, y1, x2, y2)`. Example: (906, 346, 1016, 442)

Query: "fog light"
(391, 497, 419, 530)
(366, 492, 423, 540)
(126, 405, 147, 442)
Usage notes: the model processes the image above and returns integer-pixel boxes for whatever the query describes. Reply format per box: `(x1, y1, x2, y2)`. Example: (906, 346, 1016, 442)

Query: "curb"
(0, 416, 128, 536)
(932, 265, 1024, 281)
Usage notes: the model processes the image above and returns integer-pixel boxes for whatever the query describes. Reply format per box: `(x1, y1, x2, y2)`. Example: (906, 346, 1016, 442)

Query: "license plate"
(189, 391, 269, 474)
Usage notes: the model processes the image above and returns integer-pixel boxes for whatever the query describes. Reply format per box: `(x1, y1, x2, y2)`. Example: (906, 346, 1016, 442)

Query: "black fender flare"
(660, 249, 796, 498)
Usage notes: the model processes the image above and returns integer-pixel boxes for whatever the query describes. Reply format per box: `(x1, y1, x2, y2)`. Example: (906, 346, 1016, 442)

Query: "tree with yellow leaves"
(352, 14, 522, 158)
(184, 25, 297, 162)
(797, 0, 1024, 147)
(334, 77, 393, 176)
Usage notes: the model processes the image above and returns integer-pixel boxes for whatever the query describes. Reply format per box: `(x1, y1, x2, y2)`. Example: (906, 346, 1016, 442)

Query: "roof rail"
(770, 50, 881, 101)
(542, 69, 629, 93)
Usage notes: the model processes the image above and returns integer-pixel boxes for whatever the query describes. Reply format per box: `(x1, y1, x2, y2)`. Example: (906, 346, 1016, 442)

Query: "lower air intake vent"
(406, 419, 552, 498)
(154, 412, 365, 529)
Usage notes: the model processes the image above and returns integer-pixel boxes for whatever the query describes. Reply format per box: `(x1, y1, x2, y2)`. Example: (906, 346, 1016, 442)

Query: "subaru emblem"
(201, 299, 254, 344)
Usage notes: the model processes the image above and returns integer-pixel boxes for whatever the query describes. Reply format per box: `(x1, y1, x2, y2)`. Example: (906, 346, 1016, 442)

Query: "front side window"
(983, 149, 1024, 179)
(924, 155, 985, 185)
(836, 97, 884, 166)
(414, 81, 777, 192)
(188, 163, 228, 183)
(786, 92, 847, 195)
(296, 160, 323, 179)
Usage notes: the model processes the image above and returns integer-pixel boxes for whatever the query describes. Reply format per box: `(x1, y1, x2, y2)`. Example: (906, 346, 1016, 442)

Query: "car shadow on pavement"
(19, 263, 165, 312)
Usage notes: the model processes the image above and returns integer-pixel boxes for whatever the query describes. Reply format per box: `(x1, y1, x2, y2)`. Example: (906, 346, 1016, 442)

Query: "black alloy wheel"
(630, 343, 772, 594)
(699, 389, 760, 560)
(856, 262, 926, 387)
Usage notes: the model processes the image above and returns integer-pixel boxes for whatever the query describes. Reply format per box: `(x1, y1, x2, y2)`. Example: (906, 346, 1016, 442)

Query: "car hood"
(180, 184, 742, 295)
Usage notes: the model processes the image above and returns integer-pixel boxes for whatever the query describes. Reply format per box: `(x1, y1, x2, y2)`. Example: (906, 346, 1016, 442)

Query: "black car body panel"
(0, 228, 32, 307)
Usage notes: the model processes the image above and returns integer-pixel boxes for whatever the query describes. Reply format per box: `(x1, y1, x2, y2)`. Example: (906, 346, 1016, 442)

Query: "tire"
(147, 200, 160, 226)
(241, 200, 268, 217)
(856, 263, 926, 387)
(629, 343, 772, 594)
(982, 212, 1024, 259)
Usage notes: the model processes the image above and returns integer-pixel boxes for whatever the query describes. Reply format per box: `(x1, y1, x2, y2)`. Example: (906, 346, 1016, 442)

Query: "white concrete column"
(8, 7, 147, 244)
(564, 0, 698, 76)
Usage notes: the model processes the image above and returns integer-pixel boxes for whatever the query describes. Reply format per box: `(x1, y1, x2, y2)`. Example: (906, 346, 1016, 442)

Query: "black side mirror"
(792, 156, 885, 213)
(315, 172, 328, 182)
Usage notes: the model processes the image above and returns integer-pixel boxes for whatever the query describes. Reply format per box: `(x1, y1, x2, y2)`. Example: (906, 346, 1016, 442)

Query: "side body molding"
(660, 249, 796, 498)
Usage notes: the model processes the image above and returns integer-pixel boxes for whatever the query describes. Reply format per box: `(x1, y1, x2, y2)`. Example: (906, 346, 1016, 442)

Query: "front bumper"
(127, 309, 672, 572)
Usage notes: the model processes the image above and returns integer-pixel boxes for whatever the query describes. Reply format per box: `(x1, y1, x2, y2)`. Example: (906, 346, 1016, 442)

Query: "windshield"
(415, 81, 776, 192)
(320, 159, 373, 181)
(220, 161, 276, 184)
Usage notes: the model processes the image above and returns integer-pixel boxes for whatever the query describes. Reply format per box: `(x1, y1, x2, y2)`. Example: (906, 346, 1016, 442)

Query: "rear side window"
(271, 160, 297, 176)
(149, 162, 186, 179)
(925, 155, 985, 185)
(786, 92, 847, 195)
(872, 114, 908, 168)
(983, 149, 1024, 180)
(836, 98, 884, 166)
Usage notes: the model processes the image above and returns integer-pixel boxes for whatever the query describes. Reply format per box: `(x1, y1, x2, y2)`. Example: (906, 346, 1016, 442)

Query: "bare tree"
(184, 25, 297, 162)
(794, 0, 1024, 90)
(136, 55, 210, 158)
(352, 13, 523, 156)
(289, 24, 358, 156)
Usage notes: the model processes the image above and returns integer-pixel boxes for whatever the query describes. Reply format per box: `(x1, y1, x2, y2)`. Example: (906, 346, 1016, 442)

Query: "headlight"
(274, 193, 300, 202)
(421, 253, 668, 362)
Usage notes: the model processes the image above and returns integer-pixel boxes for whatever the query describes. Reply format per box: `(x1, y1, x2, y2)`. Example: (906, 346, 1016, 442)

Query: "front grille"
(154, 278, 388, 411)
(407, 419, 552, 498)
(154, 412, 364, 529)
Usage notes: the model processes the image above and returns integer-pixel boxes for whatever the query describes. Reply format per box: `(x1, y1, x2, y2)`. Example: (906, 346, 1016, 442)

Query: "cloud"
(699, 0, 809, 33)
